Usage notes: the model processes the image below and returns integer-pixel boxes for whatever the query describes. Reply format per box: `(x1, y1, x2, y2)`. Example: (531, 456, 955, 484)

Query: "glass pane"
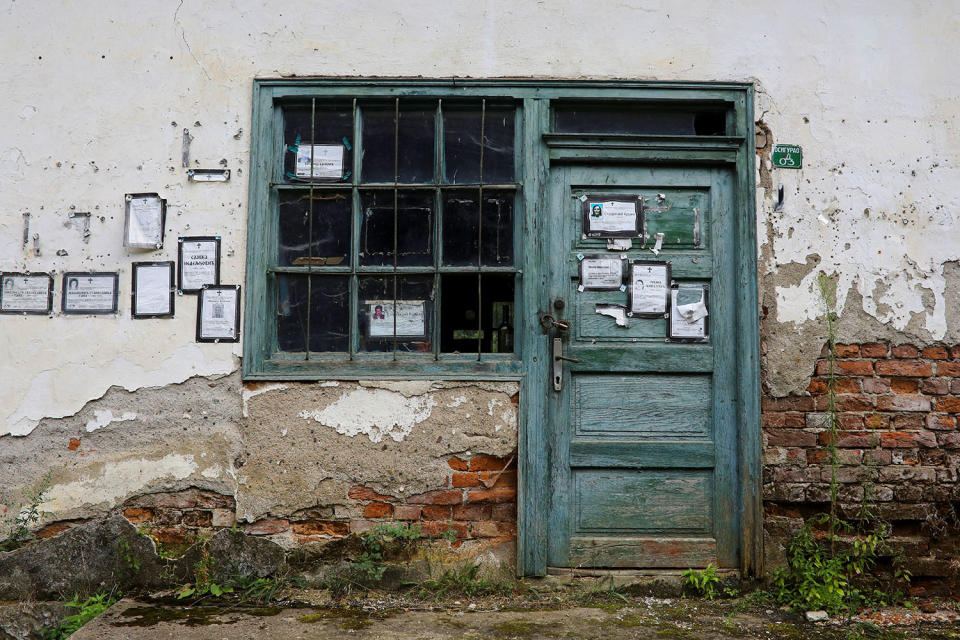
(278, 191, 351, 267)
(554, 105, 726, 135)
(282, 106, 353, 182)
(481, 191, 514, 266)
(441, 190, 479, 266)
(361, 106, 435, 183)
(444, 107, 515, 184)
(358, 275, 434, 353)
(359, 190, 433, 267)
(440, 274, 515, 353)
(276, 275, 349, 353)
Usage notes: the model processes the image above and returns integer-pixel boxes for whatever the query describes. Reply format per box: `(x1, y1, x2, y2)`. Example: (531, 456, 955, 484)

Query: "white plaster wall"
(2, 0, 959, 435)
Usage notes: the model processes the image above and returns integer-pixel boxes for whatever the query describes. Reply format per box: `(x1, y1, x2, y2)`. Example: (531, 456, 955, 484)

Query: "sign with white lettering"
(772, 144, 802, 169)
(0, 273, 53, 314)
(178, 236, 221, 293)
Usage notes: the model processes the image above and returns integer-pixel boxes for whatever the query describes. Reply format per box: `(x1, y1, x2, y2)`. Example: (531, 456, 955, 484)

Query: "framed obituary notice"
(578, 254, 624, 291)
(132, 261, 175, 318)
(196, 285, 241, 342)
(628, 260, 670, 317)
(366, 300, 427, 338)
(581, 195, 642, 238)
(668, 283, 710, 343)
(0, 273, 53, 314)
(178, 236, 221, 293)
(295, 144, 346, 180)
(123, 193, 166, 249)
(62, 272, 119, 315)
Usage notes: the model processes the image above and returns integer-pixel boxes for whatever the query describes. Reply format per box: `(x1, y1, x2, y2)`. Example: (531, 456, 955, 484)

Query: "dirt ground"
(70, 589, 960, 640)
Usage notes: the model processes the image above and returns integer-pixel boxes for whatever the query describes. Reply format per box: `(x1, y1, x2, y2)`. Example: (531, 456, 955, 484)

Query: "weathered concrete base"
(0, 602, 68, 640)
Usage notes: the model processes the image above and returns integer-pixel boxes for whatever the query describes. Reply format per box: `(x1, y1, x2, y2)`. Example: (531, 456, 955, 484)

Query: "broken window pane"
(276, 275, 350, 353)
(444, 107, 515, 184)
(440, 273, 515, 353)
(358, 275, 434, 353)
(442, 190, 513, 266)
(359, 190, 433, 267)
(481, 191, 514, 266)
(282, 105, 353, 181)
(277, 191, 351, 266)
(361, 106, 435, 183)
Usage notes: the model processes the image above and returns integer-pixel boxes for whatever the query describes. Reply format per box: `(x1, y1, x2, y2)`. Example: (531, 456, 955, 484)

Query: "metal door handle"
(552, 337, 579, 391)
(554, 355, 580, 363)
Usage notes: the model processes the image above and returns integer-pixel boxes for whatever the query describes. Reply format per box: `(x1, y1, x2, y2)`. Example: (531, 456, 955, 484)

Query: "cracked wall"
(2, 2, 959, 532)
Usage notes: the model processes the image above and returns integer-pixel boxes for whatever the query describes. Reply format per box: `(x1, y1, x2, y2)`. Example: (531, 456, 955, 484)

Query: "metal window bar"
(350, 98, 358, 360)
(434, 99, 443, 361)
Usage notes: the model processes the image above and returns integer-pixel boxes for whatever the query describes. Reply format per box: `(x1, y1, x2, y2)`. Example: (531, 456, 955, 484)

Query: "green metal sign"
(772, 144, 802, 169)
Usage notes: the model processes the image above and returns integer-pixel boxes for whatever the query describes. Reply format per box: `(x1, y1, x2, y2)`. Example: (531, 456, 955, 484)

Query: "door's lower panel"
(569, 536, 718, 568)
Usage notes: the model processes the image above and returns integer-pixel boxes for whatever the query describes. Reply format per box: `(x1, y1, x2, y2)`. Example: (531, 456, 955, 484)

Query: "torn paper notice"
(670, 286, 708, 340)
(595, 303, 629, 327)
(607, 238, 632, 251)
(650, 232, 664, 256)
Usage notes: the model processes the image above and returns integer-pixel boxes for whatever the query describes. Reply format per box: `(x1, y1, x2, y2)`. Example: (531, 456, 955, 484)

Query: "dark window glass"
(444, 108, 515, 183)
(440, 273, 514, 353)
(276, 275, 349, 352)
(442, 190, 513, 266)
(554, 105, 726, 136)
(358, 275, 434, 353)
(361, 107, 435, 183)
(278, 191, 351, 266)
(282, 106, 352, 181)
(359, 190, 433, 267)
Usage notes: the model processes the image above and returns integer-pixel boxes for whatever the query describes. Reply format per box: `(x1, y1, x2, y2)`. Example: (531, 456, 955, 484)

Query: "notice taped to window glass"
(296, 144, 345, 179)
(578, 255, 624, 290)
(197, 286, 240, 342)
(124, 193, 165, 248)
(0, 274, 52, 313)
(178, 237, 220, 292)
(133, 262, 173, 317)
(669, 285, 709, 341)
(629, 261, 670, 316)
(582, 197, 641, 238)
(63, 273, 118, 314)
(367, 300, 426, 338)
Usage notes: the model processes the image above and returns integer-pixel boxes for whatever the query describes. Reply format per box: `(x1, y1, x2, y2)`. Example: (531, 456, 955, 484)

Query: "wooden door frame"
(517, 83, 760, 577)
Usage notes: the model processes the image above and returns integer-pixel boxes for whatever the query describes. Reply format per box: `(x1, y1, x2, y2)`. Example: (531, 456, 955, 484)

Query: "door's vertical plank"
(517, 98, 551, 577)
(709, 167, 739, 567)
(735, 86, 763, 577)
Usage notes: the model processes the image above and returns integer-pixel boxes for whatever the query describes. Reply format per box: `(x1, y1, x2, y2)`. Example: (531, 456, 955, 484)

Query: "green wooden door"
(544, 163, 739, 569)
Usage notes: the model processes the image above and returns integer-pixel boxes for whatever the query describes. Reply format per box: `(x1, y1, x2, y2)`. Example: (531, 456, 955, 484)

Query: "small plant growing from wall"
(770, 273, 910, 615)
(0, 474, 51, 552)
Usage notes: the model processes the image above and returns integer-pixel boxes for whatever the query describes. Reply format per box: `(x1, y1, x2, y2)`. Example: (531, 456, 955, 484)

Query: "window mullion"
(392, 97, 400, 360)
(476, 99, 486, 360)
(305, 97, 316, 361)
(350, 98, 359, 359)
(434, 99, 443, 360)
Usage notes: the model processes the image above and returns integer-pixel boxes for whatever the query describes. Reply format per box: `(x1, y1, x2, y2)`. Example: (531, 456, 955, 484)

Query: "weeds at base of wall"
(769, 274, 911, 615)
(41, 590, 119, 640)
(0, 473, 51, 552)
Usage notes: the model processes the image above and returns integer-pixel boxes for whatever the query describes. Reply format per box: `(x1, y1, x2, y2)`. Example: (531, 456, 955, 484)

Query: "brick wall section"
(764, 342, 960, 589)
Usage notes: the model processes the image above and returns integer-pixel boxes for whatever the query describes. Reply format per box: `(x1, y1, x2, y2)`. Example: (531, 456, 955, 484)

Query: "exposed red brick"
(922, 346, 949, 360)
(195, 492, 235, 509)
(892, 414, 924, 430)
(951, 345, 960, 360)
(406, 489, 463, 505)
(864, 413, 890, 429)
(767, 430, 818, 447)
(495, 521, 517, 536)
(466, 487, 517, 504)
(154, 510, 183, 525)
(781, 412, 806, 427)
(834, 395, 875, 412)
(875, 361, 933, 377)
(470, 521, 500, 538)
(150, 527, 194, 545)
(837, 414, 863, 430)
(939, 433, 960, 449)
(881, 432, 922, 448)
(292, 520, 349, 536)
(762, 413, 787, 428)
(67, 438, 81, 451)
(421, 521, 470, 539)
(347, 486, 395, 502)
(137, 490, 198, 510)
(447, 457, 469, 471)
(938, 362, 960, 377)
(421, 505, 453, 520)
(935, 397, 960, 412)
(806, 378, 828, 395)
(35, 523, 71, 539)
(891, 344, 919, 359)
(834, 344, 860, 358)
(926, 414, 956, 431)
(920, 378, 950, 395)
(363, 502, 394, 518)
(479, 470, 517, 488)
(837, 360, 875, 376)
(890, 378, 919, 394)
(861, 343, 889, 358)
(468, 455, 514, 471)
(392, 505, 422, 521)
(492, 503, 517, 522)
(862, 378, 892, 394)
(123, 508, 154, 524)
(762, 396, 816, 412)
(244, 518, 290, 535)
(182, 510, 213, 527)
(452, 472, 480, 488)
(831, 433, 877, 448)
(453, 504, 491, 521)
(877, 395, 931, 412)
(833, 378, 862, 394)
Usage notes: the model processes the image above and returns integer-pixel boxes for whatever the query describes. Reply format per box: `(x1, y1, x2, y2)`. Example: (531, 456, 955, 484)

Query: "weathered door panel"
(546, 164, 738, 569)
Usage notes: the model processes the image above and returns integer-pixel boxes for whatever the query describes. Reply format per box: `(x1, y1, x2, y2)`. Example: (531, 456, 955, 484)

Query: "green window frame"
(243, 79, 754, 381)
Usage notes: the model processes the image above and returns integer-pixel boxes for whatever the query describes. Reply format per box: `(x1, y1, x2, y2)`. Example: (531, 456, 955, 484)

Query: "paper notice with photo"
(200, 288, 238, 339)
(367, 300, 426, 337)
(630, 264, 668, 314)
(135, 265, 171, 315)
(296, 145, 344, 179)
(1, 275, 49, 311)
(65, 276, 116, 311)
(587, 200, 637, 233)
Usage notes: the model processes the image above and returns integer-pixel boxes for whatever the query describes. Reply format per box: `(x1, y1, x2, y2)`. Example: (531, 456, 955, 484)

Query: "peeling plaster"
(84, 410, 136, 433)
(298, 388, 439, 443)
(242, 383, 287, 418)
